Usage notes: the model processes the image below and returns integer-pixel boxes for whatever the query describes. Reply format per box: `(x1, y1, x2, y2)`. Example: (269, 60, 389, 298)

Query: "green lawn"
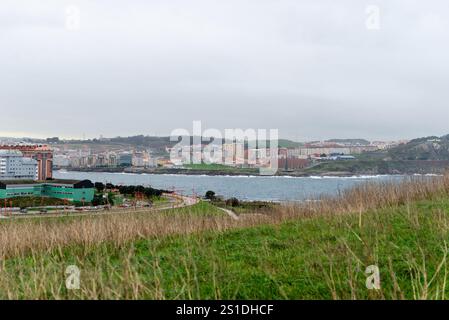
(183, 163, 258, 174)
(3, 196, 67, 208)
(2, 196, 449, 299)
(184, 163, 234, 170)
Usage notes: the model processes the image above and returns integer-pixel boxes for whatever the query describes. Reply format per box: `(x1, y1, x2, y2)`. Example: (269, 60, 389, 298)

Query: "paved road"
(1, 193, 200, 220)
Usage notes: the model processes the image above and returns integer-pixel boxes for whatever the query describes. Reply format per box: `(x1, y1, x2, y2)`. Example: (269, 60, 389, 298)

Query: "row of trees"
(94, 182, 171, 198)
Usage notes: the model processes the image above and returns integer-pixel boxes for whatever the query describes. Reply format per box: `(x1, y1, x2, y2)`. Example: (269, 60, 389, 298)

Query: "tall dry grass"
(0, 174, 449, 299)
(0, 174, 448, 260)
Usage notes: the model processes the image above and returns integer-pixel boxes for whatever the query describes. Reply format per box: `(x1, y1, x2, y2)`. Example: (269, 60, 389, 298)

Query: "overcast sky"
(1, 0, 448, 141)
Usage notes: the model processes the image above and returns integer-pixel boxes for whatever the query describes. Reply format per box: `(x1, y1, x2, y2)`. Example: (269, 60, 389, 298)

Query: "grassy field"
(184, 163, 237, 171)
(4, 196, 67, 208)
(1, 176, 449, 299)
(183, 163, 259, 174)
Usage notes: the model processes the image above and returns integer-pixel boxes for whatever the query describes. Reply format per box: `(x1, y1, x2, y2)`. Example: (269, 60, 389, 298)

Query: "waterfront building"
(0, 179, 95, 202)
(53, 154, 70, 168)
(107, 153, 118, 167)
(132, 151, 151, 167)
(0, 144, 53, 180)
(119, 152, 133, 167)
(223, 142, 245, 166)
(0, 150, 38, 180)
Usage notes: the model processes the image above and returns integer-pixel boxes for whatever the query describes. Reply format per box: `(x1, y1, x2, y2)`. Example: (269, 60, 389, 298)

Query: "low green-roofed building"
(0, 179, 95, 203)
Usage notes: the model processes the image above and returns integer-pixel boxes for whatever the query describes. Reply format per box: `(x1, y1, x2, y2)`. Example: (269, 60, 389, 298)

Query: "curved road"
(1, 193, 200, 220)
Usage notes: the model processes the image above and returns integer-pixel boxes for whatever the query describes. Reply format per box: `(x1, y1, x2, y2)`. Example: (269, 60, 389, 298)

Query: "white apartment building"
(0, 150, 38, 180)
(132, 151, 151, 167)
(223, 142, 245, 166)
(288, 147, 352, 158)
(53, 154, 70, 167)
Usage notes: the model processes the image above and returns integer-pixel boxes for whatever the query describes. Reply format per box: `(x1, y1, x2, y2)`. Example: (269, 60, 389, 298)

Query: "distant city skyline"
(0, 131, 417, 143)
(1, 1, 449, 141)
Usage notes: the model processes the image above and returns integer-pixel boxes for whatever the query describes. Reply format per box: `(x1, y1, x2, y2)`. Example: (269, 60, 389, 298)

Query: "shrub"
(205, 191, 216, 200)
(225, 197, 240, 207)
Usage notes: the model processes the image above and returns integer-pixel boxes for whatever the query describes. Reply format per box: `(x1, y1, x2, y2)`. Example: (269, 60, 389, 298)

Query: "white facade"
(53, 154, 70, 167)
(0, 150, 38, 180)
(132, 151, 151, 167)
(223, 143, 245, 166)
(288, 147, 352, 157)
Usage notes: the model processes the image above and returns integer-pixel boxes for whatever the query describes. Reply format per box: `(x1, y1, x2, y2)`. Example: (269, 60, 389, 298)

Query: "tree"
(107, 192, 115, 206)
(226, 197, 240, 207)
(205, 190, 216, 200)
(94, 182, 105, 192)
(91, 194, 105, 206)
(106, 183, 115, 190)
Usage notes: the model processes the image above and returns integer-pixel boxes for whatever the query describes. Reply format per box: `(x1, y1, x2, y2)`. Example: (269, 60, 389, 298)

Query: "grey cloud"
(0, 0, 448, 141)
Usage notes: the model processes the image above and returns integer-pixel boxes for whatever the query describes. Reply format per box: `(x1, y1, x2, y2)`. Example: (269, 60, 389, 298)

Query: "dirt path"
(216, 207, 239, 220)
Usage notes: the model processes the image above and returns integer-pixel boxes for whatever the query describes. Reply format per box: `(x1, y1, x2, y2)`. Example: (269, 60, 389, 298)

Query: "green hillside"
(388, 135, 449, 160)
(2, 176, 449, 299)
